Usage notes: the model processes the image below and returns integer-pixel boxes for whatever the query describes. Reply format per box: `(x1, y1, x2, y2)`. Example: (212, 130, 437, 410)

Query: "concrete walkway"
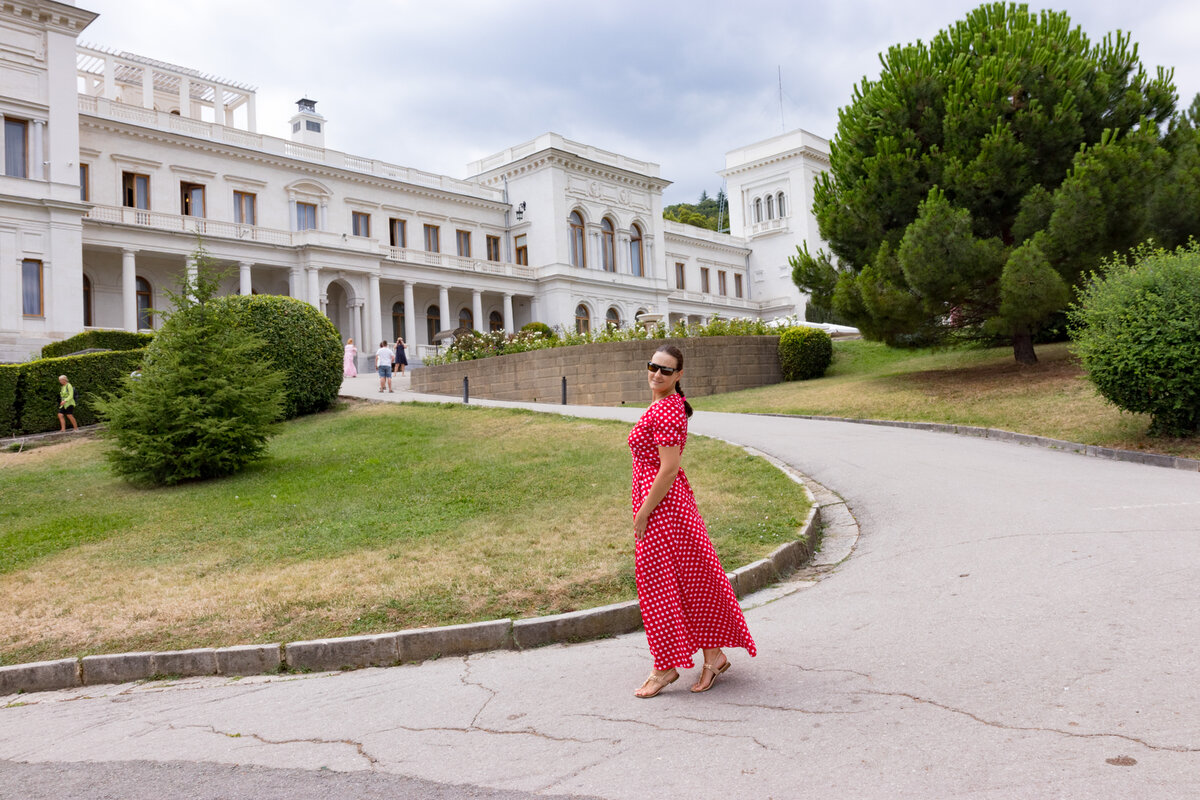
(3, 378, 1199, 799)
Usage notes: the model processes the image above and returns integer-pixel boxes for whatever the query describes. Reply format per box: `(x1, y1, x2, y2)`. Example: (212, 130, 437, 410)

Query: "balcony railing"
(382, 246, 535, 278)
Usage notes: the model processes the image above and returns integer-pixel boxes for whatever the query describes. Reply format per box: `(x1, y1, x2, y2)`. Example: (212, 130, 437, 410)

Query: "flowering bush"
(422, 315, 777, 365)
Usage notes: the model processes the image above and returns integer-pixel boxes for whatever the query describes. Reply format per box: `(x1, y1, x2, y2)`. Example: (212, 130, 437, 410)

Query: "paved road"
(3, 378, 1199, 799)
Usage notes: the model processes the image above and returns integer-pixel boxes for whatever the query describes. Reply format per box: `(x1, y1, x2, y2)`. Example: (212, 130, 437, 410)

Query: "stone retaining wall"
(411, 336, 782, 405)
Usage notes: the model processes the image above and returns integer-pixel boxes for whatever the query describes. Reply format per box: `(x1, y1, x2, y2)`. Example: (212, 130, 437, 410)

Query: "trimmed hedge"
(2, 349, 146, 436)
(41, 330, 154, 360)
(520, 321, 556, 339)
(779, 326, 833, 381)
(213, 294, 342, 419)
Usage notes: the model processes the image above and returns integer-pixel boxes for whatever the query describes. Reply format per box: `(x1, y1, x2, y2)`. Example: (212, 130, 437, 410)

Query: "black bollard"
(562, 376, 567, 405)
(463, 376, 469, 404)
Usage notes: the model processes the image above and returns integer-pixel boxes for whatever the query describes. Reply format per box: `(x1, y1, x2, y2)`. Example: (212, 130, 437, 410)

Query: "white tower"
(288, 98, 326, 147)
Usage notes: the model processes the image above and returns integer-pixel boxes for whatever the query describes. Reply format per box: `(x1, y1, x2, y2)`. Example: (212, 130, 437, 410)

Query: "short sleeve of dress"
(651, 397, 687, 448)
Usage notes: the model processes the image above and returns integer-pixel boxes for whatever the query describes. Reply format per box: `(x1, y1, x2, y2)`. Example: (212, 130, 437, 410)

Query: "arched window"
(569, 211, 586, 268)
(600, 218, 615, 272)
(754, 198, 762, 223)
(82, 274, 93, 327)
(766, 194, 774, 220)
(606, 307, 621, 329)
(392, 301, 405, 341)
(629, 224, 644, 277)
(135, 276, 153, 330)
(777, 192, 786, 217)
(575, 304, 590, 335)
(459, 307, 473, 331)
(426, 304, 440, 344)
(489, 310, 504, 332)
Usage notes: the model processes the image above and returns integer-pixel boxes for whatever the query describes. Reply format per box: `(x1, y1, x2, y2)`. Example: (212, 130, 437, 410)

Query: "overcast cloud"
(82, 0, 1200, 205)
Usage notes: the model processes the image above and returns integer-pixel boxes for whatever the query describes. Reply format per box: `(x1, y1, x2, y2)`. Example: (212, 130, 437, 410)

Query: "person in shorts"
(58, 374, 79, 431)
(376, 340, 394, 393)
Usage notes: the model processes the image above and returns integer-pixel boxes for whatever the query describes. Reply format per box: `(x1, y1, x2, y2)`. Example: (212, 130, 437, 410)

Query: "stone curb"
(756, 413, 1200, 473)
(0, 437, 828, 697)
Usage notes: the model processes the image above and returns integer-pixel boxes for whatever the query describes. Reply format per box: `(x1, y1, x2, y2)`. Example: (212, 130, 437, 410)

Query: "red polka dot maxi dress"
(629, 392, 757, 670)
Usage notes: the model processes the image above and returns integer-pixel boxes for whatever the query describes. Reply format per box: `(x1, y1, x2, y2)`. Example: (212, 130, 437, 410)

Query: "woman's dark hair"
(655, 344, 693, 418)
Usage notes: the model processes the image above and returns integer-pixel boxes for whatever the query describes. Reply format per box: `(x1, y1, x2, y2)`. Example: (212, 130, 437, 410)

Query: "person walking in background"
(57, 374, 78, 432)
(376, 340, 394, 393)
(394, 338, 408, 376)
(343, 337, 358, 378)
(629, 344, 756, 698)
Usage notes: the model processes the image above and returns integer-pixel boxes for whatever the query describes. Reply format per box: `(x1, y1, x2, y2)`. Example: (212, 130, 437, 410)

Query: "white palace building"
(0, 0, 831, 365)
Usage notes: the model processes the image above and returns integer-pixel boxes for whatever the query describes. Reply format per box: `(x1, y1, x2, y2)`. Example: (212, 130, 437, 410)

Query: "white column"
(31, 121, 44, 180)
(246, 93, 257, 132)
(219, 87, 232, 126)
(349, 299, 362, 351)
(288, 194, 297, 231)
(178, 77, 190, 118)
(471, 290, 483, 333)
(319, 200, 328, 230)
(288, 268, 301, 298)
(403, 281, 416, 347)
(438, 285, 450, 332)
(121, 249, 137, 332)
(368, 273, 381, 344)
(503, 293, 514, 335)
(319, 293, 327, 315)
(103, 57, 116, 99)
(142, 67, 154, 109)
(357, 301, 368, 349)
(239, 261, 252, 295)
(306, 267, 320, 308)
(185, 254, 198, 294)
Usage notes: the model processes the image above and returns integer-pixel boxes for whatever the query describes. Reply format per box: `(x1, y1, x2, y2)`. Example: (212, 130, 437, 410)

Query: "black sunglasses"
(646, 361, 679, 376)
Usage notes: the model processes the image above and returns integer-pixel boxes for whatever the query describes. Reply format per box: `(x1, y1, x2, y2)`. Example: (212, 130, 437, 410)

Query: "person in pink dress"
(630, 344, 756, 698)
(343, 338, 357, 378)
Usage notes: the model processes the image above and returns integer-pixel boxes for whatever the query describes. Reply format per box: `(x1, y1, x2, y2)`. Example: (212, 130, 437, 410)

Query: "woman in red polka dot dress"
(630, 344, 756, 698)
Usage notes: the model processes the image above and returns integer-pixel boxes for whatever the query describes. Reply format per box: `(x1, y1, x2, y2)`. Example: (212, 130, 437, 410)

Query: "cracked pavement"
(2, 388, 1200, 799)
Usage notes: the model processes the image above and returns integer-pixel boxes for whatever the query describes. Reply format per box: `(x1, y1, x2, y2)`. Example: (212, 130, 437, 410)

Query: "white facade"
(0, 1, 830, 365)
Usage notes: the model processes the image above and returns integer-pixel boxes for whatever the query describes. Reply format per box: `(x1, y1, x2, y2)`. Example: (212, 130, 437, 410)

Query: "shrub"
(1069, 242, 1200, 436)
(41, 330, 154, 360)
(778, 326, 833, 381)
(213, 293, 342, 419)
(95, 262, 285, 485)
(15, 350, 146, 434)
(521, 321, 555, 340)
(0, 364, 19, 437)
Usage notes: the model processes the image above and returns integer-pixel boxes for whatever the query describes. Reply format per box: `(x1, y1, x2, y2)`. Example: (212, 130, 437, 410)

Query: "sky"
(81, 0, 1200, 206)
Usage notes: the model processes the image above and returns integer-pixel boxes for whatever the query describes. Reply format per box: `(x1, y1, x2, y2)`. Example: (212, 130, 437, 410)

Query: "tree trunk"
(1012, 326, 1038, 365)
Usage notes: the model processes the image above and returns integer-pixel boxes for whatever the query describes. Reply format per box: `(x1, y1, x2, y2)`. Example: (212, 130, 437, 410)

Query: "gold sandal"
(635, 669, 679, 698)
(690, 657, 730, 693)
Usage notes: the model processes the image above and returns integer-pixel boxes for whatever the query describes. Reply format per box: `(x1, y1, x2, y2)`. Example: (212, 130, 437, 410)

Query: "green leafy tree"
(663, 189, 728, 231)
(95, 251, 285, 485)
(792, 2, 1180, 363)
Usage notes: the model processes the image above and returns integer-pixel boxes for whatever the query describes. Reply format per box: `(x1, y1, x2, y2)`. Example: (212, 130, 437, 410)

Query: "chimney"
(288, 98, 326, 148)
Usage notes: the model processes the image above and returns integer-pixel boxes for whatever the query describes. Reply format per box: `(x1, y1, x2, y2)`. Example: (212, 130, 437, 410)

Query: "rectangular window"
(735, 274, 743, 298)
(514, 234, 528, 265)
(700, 267, 710, 294)
(424, 224, 440, 253)
(352, 211, 371, 237)
(4, 119, 27, 178)
(122, 171, 150, 209)
(234, 191, 256, 225)
(486, 235, 501, 262)
(79, 164, 89, 202)
(297, 201, 317, 230)
(180, 182, 205, 217)
(21, 259, 42, 317)
(389, 218, 406, 248)
(306, 120, 321, 133)
(456, 230, 471, 257)
(675, 262, 686, 290)
(718, 271, 727, 296)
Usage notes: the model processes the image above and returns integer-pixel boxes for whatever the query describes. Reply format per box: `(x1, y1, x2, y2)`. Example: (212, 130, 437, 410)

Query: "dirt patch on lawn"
(892, 348, 1085, 399)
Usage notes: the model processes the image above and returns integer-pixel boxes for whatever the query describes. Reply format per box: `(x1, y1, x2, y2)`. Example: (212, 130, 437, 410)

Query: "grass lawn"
(0, 401, 809, 665)
(696, 340, 1200, 459)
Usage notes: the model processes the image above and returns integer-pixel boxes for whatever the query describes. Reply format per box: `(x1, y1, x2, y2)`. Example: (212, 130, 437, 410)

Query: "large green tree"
(793, 3, 1182, 363)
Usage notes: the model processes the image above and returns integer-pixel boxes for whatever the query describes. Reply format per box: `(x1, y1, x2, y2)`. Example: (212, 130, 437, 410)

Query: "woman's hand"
(634, 508, 650, 541)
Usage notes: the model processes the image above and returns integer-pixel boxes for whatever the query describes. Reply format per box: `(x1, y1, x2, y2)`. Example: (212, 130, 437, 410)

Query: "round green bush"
(520, 321, 556, 340)
(214, 294, 342, 419)
(41, 330, 154, 360)
(1069, 243, 1200, 436)
(778, 326, 833, 381)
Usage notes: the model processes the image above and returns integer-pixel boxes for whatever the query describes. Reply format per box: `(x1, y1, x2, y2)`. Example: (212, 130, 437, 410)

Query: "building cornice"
(718, 145, 831, 178)
(1, 1, 97, 36)
(79, 115, 511, 213)
(475, 148, 672, 193)
(663, 232, 751, 258)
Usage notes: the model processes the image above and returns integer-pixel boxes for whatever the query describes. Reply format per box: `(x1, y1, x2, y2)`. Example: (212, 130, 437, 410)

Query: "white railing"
(382, 246, 534, 278)
(77, 95, 505, 203)
(86, 203, 293, 246)
(668, 290, 752, 309)
(749, 218, 789, 236)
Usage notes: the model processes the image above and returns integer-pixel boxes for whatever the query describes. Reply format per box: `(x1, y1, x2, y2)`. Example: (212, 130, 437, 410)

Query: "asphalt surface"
(2, 375, 1198, 799)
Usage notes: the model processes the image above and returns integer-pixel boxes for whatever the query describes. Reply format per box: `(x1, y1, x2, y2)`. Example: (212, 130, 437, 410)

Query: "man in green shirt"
(58, 374, 78, 432)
